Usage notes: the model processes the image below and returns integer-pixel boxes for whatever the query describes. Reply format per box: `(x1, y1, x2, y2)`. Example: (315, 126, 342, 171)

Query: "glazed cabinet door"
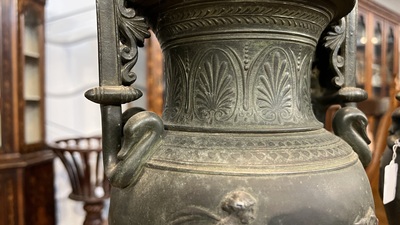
(383, 23, 398, 97)
(370, 17, 384, 98)
(0, 0, 55, 224)
(356, 5, 399, 101)
(19, 0, 46, 153)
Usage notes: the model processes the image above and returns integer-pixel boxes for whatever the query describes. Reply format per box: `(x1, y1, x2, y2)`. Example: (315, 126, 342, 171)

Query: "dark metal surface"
(87, 0, 375, 224)
(85, 0, 164, 189)
(313, 1, 372, 168)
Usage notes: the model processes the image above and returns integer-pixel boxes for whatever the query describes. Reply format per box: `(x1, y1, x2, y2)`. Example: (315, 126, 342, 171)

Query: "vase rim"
(131, 0, 356, 20)
(325, 0, 356, 19)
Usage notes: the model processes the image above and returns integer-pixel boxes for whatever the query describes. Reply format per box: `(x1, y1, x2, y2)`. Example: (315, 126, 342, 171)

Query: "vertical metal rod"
(95, 0, 121, 173)
(343, 0, 358, 88)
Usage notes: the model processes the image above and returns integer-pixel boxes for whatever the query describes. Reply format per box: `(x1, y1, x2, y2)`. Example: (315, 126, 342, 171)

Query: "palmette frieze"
(162, 41, 321, 131)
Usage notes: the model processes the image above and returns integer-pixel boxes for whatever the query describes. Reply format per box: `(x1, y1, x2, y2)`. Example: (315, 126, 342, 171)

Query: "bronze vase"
(87, 0, 376, 224)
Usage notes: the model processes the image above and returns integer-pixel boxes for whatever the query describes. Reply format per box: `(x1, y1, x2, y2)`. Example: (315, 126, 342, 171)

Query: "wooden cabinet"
(357, 1, 399, 101)
(0, 0, 55, 224)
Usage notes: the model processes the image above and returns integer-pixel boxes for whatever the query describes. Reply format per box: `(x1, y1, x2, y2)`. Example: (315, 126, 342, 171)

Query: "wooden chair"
(49, 137, 110, 225)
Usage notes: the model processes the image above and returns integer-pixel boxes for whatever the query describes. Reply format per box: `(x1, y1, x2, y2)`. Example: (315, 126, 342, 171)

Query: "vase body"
(108, 1, 374, 224)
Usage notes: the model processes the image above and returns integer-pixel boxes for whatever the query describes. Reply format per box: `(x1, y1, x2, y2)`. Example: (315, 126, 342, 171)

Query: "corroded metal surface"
(87, 0, 375, 224)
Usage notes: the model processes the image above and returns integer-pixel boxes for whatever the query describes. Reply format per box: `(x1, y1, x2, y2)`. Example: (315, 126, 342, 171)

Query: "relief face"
(353, 207, 378, 225)
(169, 191, 257, 225)
(168, 191, 257, 225)
(219, 191, 257, 224)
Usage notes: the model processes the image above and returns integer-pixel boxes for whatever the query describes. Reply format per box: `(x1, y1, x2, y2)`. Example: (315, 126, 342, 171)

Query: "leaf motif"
(124, 17, 151, 46)
(117, 0, 150, 85)
(195, 53, 236, 124)
(163, 54, 186, 122)
(256, 50, 292, 123)
(322, 18, 346, 87)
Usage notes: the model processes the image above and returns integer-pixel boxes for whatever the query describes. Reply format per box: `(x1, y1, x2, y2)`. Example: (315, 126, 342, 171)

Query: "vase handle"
(332, 107, 371, 168)
(86, 0, 164, 188)
(313, 1, 372, 167)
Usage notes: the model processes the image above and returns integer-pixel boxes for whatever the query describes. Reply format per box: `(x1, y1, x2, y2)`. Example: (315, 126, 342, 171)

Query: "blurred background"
(45, 0, 148, 224)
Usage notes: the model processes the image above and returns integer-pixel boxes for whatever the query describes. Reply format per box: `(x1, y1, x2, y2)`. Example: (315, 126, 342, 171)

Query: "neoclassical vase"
(87, 0, 376, 224)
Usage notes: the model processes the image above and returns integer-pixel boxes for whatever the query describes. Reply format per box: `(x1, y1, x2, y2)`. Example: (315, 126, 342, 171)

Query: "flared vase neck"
(154, 1, 336, 132)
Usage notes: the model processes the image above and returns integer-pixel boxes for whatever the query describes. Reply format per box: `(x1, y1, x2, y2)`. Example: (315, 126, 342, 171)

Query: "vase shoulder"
(149, 129, 359, 175)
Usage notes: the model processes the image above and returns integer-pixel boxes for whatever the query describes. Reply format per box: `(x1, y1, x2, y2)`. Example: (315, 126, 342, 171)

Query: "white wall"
(46, 39, 101, 141)
(372, 0, 400, 14)
(45, 0, 147, 224)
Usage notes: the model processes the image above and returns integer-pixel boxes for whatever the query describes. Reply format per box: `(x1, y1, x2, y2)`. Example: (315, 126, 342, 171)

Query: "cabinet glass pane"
(385, 26, 395, 96)
(23, 11, 39, 56)
(356, 14, 366, 88)
(24, 57, 40, 100)
(372, 20, 383, 97)
(24, 102, 41, 144)
(23, 8, 42, 144)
